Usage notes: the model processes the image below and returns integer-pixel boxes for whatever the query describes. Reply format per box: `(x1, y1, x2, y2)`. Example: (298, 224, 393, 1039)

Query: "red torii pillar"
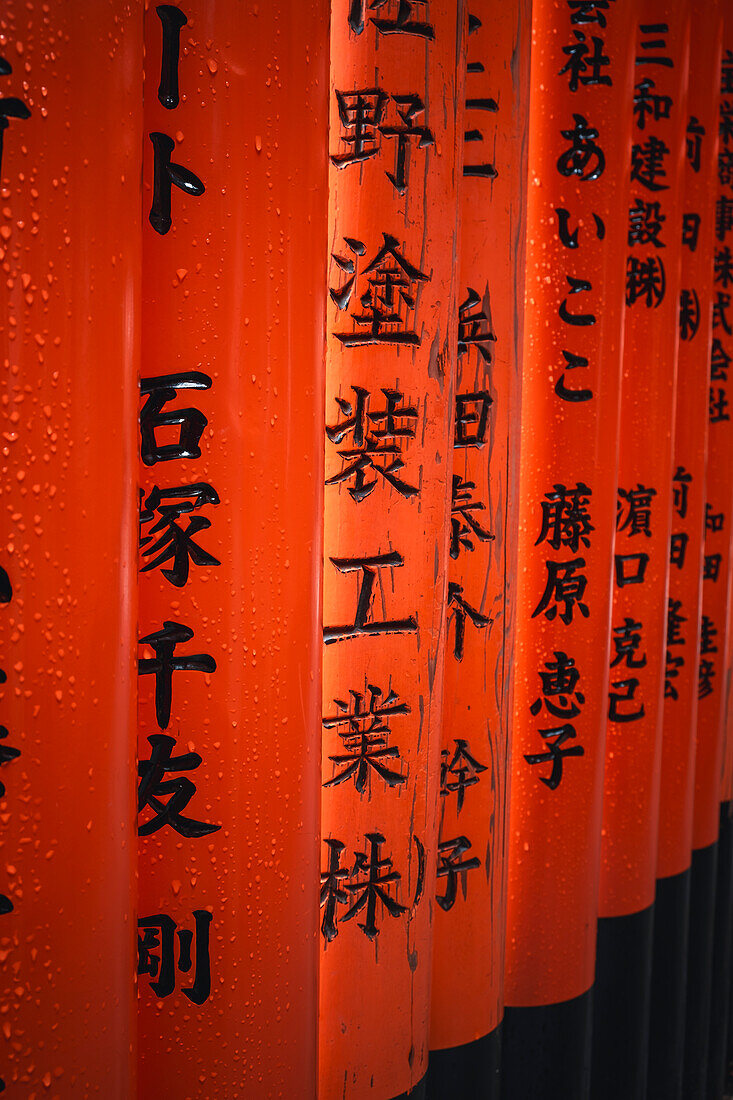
(428, 1, 530, 1094)
(320, 2, 465, 1096)
(137, 3, 328, 1095)
(646, 4, 721, 1097)
(0, 2, 142, 1094)
(501, 2, 635, 1096)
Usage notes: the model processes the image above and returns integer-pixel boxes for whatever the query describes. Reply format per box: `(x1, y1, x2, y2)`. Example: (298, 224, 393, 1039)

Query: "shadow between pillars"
(426, 1026, 501, 1099)
(647, 867, 691, 1100)
(708, 802, 733, 1100)
(501, 989, 592, 1100)
(591, 903, 655, 1100)
(683, 839, 718, 1099)
(392, 1072, 427, 1100)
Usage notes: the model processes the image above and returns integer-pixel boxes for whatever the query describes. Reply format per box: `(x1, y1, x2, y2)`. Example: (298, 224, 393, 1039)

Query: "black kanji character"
(323, 684, 408, 794)
(710, 386, 730, 423)
(614, 552, 649, 586)
(331, 88, 387, 167)
(380, 94, 434, 193)
(529, 650, 585, 719)
(342, 832, 407, 939)
(138, 733, 220, 838)
(670, 532, 688, 570)
(156, 5, 187, 110)
(567, 0, 616, 28)
(524, 724, 584, 789)
(617, 484, 656, 537)
(559, 275, 596, 326)
(672, 465, 691, 518)
(700, 613, 718, 655)
(556, 349, 593, 403)
(140, 372, 212, 466)
(536, 482, 594, 553)
(626, 255, 665, 307)
(139, 483, 220, 587)
(714, 291, 733, 335)
(636, 22, 672, 67)
(682, 212, 701, 252)
(450, 475, 493, 558)
(447, 582, 492, 660)
(325, 385, 418, 501)
(436, 836, 480, 910)
(699, 657, 716, 699)
(715, 246, 733, 288)
(532, 559, 589, 624)
(631, 135, 670, 191)
(559, 31, 611, 92)
(610, 618, 647, 668)
(458, 289, 496, 364)
(0, 57, 30, 177)
(628, 198, 666, 247)
(148, 131, 204, 235)
(440, 739, 487, 814)
(608, 678, 645, 722)
(320, 839, 350, 942)
(680, 288, 700, 341)
(704, 553, 722, 581)
(454, 391, 493, 447)
(331, 233, 429, 347)
(138, 620, 216, 730)
(716, 196, 733, 242)
(711, 337, 732, 380)
(138, 910, 212, 1004)
(632, 77, 671, 131)
(555, 208, 606, 250)
(348, 0, 434, 39)
(686, 115, 705, 172)
(0, 725, 20, 799)
(557, 114, 605, 180)
(324, 552, 417, 643)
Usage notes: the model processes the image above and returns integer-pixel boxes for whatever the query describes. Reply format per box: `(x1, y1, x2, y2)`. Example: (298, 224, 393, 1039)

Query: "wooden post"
(137, 3, 328, 1094)
(0, 3, 142, 1094)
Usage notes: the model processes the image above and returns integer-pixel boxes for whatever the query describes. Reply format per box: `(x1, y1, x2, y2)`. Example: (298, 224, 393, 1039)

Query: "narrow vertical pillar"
(501, 3, 634, 1098)
(427, 2, 530, 1095)
(137, 4, 328, 1095)
(320, 3, 465, 1097)
(592, 7, 690, 1100)
(0, 2, 142, 1094)
(647, 5, 721, 1098)
(684, 32, 733, 1100)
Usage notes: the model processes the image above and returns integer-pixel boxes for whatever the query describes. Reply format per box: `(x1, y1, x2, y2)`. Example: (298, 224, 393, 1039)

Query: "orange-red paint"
(505, 0, 635, 1007)
(656, 0, 720, 883)
(429, 0, 530, 1053)
(320, 2, 465, 1094)
(138, 3, 328, 1096)
(0, 2, 142, 1094)
(598, 1, 691, 922)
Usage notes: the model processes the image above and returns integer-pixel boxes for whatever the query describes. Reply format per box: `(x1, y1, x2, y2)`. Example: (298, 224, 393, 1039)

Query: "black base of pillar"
(393, 1072, 426, 1100)
(591, 904, 655, 1100)
(426, 1025, 501, 1099)
(708, 802, 733, 1100)
(682, 839, 718, 1098)
(647, 867, 691, 1100)
(501, 989, 592, 1100)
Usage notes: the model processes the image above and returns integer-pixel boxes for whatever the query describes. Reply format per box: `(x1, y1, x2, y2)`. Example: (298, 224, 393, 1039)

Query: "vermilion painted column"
(501, 3, 634, 1098)
(427, 2, 530, 1095)
(137, 4, 328, 1096)
(592, 7, 690, 1099)
(0, 3, 141, 1094)
(320, 3, 464, 1097)
(684, 33, 733, 1100)
(646, 5, 720, 1098)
